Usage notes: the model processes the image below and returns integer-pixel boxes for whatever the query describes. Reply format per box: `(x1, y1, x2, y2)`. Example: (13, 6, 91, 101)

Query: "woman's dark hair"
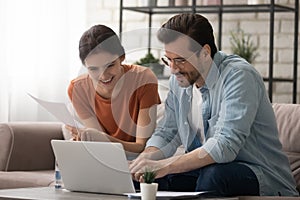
(79, 25, 125, 64)
(157, 13, 217, 57)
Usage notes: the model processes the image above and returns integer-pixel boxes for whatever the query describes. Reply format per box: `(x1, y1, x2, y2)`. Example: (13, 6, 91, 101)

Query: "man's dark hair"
(79, 25, 125, 64)
(157, 13, 217, 57)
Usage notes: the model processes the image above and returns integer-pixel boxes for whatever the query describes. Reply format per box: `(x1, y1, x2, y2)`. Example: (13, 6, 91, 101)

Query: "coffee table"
(0, 187, 298, 200)
(0, 187, 243, 200)
(0, 187, 126, 200)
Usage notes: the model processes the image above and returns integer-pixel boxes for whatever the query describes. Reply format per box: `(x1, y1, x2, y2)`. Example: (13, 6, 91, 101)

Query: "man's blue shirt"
(147, 51, 298, 196)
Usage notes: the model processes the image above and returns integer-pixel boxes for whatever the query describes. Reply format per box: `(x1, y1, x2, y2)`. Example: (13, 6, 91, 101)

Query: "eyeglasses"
(161, 57, 187, 69)
(161, 50, 200, 69)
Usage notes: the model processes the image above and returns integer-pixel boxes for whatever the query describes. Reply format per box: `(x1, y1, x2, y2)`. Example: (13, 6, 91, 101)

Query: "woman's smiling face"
(85, 51, 125, 98)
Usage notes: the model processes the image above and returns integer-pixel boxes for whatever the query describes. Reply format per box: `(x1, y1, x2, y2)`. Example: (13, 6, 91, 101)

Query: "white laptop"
(51, 140, 136, 195)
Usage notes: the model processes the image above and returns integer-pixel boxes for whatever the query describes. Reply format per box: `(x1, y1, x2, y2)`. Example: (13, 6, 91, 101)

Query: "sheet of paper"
(125, 191, 207, 199)
(28, 93, 83, 128)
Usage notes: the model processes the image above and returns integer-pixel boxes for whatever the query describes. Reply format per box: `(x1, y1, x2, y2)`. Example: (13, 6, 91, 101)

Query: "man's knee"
(195, 164, 225, 192)
(195, 163, 259, 196)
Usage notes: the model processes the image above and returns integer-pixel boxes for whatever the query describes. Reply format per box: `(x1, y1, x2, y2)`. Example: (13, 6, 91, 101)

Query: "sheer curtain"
(0, 0, 86, 121)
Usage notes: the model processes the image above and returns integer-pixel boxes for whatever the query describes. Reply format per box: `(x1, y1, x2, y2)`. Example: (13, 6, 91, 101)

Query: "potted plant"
(230, 29, 259, 64)
(135, 52, 164, 77)
(140, 169, 158, 200)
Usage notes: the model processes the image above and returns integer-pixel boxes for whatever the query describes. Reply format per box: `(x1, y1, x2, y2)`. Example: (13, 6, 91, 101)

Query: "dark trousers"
(134, 162, 259, 197)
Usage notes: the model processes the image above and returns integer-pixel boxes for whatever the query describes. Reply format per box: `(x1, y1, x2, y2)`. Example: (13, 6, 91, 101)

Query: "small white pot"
(140, 183, 158, 200)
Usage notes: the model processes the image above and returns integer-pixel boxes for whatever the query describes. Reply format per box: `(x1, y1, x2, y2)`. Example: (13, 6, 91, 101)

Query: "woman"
(66, 24, 161, 154)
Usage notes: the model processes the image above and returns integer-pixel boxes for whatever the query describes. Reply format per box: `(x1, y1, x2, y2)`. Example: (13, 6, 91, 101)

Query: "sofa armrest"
(273, 103, 300, 153)
(272, 103, 300, 192)
(0, 122, 63, 171)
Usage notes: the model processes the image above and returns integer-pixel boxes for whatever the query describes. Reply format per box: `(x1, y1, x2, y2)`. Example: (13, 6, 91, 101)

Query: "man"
(129, 13, 298, 197)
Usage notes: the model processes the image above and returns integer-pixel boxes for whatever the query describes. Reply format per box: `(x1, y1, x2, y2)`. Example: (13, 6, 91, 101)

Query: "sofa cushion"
(0, 170, 55, 189)
(272, 103, 300, 192)
(0, 122, 63, 171)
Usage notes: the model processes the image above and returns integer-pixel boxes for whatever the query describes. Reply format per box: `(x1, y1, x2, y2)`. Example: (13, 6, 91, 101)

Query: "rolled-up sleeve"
(203, 68, 260, 163)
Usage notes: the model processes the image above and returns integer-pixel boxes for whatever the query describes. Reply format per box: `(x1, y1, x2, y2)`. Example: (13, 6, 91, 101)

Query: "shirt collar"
(184, 51, 225, 96)
(202, 51, 224, 91)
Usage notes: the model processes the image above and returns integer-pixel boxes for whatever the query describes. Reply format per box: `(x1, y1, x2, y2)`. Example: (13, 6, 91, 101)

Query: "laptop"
(51, 140, 136, 195)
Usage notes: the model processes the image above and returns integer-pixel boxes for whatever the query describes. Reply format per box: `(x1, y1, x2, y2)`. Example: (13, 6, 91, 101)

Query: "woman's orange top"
(68, 64, 161, 142)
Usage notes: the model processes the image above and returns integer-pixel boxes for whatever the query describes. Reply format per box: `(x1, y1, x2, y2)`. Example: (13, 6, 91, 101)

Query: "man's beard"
(176, 70, 201, 88)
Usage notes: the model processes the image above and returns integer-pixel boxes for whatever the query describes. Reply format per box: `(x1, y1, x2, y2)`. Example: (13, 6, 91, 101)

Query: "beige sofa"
(272, 103, 300, 193)
(0, 122, 63, 189)
(0, 104, 299, 196)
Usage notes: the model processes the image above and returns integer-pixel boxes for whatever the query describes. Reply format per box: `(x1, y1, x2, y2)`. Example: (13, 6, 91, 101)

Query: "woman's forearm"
(106, 134, 146, 153)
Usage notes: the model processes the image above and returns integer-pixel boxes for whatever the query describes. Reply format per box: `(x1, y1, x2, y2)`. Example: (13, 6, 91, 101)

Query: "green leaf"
(229, 29, 259, 64)
(143, 168, 156, 184)
(135, 52, 159, 66)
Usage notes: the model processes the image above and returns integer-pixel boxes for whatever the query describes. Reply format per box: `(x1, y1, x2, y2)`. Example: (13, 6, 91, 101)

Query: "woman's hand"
(65, 125, 109, 142)
(65, 125, 82, 141)
(79, 128, 110, 142)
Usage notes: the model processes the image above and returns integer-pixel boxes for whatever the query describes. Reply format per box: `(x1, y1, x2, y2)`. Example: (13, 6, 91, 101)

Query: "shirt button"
(184, 121, 188, 125)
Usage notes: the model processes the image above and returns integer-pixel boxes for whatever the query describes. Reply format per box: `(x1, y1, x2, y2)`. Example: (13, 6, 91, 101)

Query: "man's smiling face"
(164, 36, 205, 88)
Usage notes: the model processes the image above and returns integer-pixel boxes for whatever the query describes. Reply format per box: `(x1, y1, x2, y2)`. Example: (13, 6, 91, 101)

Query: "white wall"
(85, 0, 300, 103)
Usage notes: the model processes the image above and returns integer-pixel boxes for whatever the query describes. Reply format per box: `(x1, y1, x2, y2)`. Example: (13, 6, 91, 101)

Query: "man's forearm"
(142, 146, 165, 160)
(167, 148, 215, 174)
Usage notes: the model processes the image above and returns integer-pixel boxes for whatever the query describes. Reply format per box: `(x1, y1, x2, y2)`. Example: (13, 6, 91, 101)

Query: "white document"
(28, 93, 83, 128)
(125, 191, 207, 199)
